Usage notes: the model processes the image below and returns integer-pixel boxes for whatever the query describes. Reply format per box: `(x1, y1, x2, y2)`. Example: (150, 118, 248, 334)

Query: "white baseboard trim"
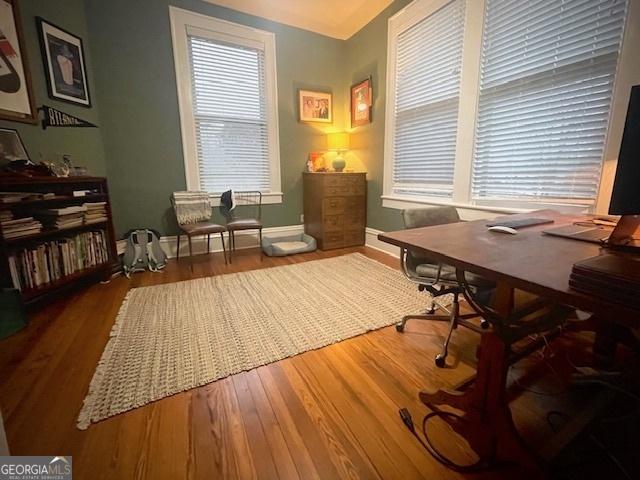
(117, 224, 304, 258)
(117, 224, 399, 260)
(364, 227, 400, 258)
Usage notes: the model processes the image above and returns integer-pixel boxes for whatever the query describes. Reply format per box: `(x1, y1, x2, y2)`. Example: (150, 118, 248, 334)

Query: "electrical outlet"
(300, 214, 304, 223)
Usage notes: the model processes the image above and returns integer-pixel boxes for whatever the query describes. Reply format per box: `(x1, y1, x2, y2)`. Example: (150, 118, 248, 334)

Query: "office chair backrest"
(402, 207, 460, 229)
(401, 207, 461, 272)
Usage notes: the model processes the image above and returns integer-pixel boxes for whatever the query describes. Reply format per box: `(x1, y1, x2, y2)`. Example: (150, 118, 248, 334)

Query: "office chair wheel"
(435, 354, 446, 368)
(395, 322, 405, 332)
(480, 319, 490, 329)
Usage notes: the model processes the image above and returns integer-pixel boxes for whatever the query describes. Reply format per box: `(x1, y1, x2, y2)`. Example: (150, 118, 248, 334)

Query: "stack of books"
(570, 253, 640, 311)
(0, 192, 55, 203)
(7, 230, 109, 291)
(0, 210, 13, 223)
(36, 205, 87, 230)
(1, 216, 43, 239)
(83, 202, 108, 224)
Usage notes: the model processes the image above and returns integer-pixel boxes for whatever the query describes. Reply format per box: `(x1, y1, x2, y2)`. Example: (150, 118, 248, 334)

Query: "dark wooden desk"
(378, 209, 638, 471)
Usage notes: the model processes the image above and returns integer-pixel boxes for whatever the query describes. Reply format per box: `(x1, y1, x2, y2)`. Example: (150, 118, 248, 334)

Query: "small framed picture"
(299, 90, 332, 123)
(307, 151, 326, 172)
(351, 77, 372, 127)
(37, 17, 91, 107)
(0, 128, 30, 163)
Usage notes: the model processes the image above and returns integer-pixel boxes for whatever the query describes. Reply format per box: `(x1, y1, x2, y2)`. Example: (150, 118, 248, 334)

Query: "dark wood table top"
(379, 209, 639, 323)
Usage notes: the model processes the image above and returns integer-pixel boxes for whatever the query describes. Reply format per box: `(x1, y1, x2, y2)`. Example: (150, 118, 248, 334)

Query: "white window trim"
(383, 0, 633, 216)
(169, 6, 282, 205)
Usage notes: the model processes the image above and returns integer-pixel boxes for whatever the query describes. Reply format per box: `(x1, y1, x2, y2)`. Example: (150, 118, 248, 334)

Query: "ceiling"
(203, 0, 394, 40)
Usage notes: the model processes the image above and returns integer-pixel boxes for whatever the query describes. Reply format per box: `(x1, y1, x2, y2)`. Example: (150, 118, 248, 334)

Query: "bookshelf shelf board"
(0, 194, 107, 210)
(3, 221, 109, 246)
(0, 176, 107, 185)
(20, 262, 111, 301)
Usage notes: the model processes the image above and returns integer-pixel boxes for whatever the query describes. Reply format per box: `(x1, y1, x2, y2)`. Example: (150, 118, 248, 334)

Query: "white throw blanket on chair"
(172, 191, 211, 225)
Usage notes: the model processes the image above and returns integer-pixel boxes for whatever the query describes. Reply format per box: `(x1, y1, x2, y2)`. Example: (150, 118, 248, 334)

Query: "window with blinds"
(472, 0, 628, 205)
(389, 0, 466, 198)
(187, 33, 272, 193)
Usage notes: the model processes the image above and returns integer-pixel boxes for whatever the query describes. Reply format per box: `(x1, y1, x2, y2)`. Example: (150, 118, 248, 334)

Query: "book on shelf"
(1, 216, 43, 239)
(73, 189, 99, 197)
(0, 192, 55, 203)
(83, 202, 108, 224)
(0, 211, 13, 223)
(8, 230, 110, 291)
(32, 205, 90, 231)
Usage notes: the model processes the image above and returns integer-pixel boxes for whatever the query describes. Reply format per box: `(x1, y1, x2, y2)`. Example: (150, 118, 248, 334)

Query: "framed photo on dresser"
(37, 17, 92, 107)
(0, 0, 37, 124)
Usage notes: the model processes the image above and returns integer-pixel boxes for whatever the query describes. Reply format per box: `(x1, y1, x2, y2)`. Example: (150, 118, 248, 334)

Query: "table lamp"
(326, 132, 350, 172)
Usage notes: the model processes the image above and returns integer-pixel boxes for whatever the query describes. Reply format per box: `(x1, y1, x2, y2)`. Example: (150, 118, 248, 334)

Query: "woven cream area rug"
(77, 253, 430, 429)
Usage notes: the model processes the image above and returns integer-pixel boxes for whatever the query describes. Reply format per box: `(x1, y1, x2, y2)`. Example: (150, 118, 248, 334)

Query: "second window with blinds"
(384, 0, 629, 210)
(170, 7, 282, 203)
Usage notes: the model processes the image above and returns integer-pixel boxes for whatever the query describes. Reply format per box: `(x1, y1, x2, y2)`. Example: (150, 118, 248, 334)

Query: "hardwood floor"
(0, 246, 593, 479)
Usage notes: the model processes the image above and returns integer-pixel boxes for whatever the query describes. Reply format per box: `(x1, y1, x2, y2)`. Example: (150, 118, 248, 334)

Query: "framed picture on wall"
(37, 17, 91, 107)
(350, 77, 372, 127)
(299, 90, 332, 123)
(0, 128, 30, 163)
(0, 0, 37, 124)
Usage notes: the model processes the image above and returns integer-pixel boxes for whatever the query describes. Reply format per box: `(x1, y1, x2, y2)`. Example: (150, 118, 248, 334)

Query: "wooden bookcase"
(0, 176, 118, 307)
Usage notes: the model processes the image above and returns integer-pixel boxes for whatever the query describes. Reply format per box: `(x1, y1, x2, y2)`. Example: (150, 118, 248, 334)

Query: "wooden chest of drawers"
(303, 172, 366, 250)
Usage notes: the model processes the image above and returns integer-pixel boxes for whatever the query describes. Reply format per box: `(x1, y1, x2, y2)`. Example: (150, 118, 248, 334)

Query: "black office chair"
(397, 207, 494, 367)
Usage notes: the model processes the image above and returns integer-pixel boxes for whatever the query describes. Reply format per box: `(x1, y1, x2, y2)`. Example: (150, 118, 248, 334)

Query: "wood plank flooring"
(0, 246, 592, 479)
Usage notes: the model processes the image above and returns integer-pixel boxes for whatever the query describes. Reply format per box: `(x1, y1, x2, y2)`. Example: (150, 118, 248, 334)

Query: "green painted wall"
(345, 0, 411, 233)
(84, 0, 347, 237)
(0, 0, 106, 176)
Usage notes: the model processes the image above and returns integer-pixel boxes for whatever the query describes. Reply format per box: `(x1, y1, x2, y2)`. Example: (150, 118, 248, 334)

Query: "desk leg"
(418, 283, 539, 470)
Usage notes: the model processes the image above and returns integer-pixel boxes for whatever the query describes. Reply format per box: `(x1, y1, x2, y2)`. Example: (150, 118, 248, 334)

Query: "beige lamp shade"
(327, 132, 350, 151)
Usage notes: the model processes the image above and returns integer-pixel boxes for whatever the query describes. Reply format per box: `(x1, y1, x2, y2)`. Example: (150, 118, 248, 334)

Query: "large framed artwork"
(37, 17, 91, 107)
(350, 77, 372, 127)
(298, 90, 332, 123)
(0, 0, 37, 124)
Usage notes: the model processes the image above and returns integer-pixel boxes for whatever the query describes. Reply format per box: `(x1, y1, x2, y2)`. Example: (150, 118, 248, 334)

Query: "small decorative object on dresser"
(326, 132, 349, 172)
(303, 172, 366, 250)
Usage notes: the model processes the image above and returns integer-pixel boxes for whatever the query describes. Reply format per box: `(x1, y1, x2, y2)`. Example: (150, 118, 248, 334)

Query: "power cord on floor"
(398, 407, 494, 473)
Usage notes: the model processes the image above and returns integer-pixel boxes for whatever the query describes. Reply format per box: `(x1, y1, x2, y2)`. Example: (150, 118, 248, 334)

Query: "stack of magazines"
(35, 205, 87, 230)
(1, 216, 43, 239)
(83, 202, 108, 224)
(570, 253, 640, 311)
(1, 210, 13, 223)
(7, 230, 109, 291)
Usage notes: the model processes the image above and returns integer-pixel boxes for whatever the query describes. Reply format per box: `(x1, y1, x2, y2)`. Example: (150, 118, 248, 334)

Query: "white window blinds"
(188, 34, 271, 193)
(473, 0, 628, 204)
(390, 0, 466, 198)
